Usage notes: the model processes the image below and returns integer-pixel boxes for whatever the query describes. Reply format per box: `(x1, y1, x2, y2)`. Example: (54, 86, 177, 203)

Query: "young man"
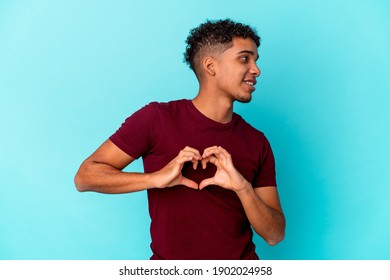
(74, 19, 285, 260)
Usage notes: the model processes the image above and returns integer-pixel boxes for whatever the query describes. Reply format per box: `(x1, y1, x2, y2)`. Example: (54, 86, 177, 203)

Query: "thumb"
(199, 177, 215, 190)
(180, 176, 199, 190)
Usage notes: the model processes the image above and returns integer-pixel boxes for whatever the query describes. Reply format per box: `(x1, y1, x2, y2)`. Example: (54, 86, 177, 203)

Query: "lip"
(243, 79, 257, 92)
(243, 79, 257, 86)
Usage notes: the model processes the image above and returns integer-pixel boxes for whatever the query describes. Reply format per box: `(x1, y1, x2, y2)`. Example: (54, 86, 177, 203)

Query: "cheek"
(218, 66, 242, 81)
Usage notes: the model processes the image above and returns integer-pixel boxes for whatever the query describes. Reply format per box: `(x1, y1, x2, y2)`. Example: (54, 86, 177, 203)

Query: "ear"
(202, 56, 216, 76)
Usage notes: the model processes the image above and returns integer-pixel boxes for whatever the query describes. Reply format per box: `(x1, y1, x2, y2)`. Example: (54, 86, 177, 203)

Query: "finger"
(201, 156, 210, 169)
(208, 155, 220, 167)
(201, 155, 219, 169)
(179, 150, 200, 160)
(199, 177, 215, 190)
(192, 160, 199, 170)
(182, 146, 202, 160)
(176, 157, 200, 171)
(209, 147, 233, 167)
(176, 155, 196, 165)
(202, 146, 220, 158)
(176, 149, 202, 165)
(215, 151, 227, 162)
(217, 146, 229, 154)
(181, 176, 199, 190)
(217, 146, 232, 160)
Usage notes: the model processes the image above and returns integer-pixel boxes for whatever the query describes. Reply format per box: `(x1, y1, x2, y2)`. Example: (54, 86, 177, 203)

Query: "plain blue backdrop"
(1, 0, 389, 259)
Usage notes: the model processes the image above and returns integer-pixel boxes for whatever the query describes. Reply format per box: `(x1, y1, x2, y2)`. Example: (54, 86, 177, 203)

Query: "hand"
(152, 146, 201, 190)
(199, 146, 249, 192)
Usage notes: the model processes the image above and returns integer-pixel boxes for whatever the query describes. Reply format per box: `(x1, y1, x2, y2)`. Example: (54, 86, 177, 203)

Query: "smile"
(243, 80, 256, 92)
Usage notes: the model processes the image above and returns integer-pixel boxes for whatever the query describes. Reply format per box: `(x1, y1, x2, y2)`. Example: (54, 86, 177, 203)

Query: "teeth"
(245, 81, 254, 86)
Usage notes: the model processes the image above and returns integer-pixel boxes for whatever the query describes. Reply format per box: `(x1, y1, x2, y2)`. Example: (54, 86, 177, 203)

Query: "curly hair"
(184, 19, 260, 74)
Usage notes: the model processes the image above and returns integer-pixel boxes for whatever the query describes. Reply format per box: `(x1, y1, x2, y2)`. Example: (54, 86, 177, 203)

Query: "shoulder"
(142, 99, 189, 119)
(144, 99, 188, 112)
(234, 113, 266, 140)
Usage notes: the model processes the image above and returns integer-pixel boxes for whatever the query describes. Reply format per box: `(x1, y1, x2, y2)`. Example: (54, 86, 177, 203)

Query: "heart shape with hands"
(158, 145, 247, 191)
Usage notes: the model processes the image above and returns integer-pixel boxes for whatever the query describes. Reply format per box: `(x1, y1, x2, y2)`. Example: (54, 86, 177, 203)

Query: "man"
(74, 19, 285, 260)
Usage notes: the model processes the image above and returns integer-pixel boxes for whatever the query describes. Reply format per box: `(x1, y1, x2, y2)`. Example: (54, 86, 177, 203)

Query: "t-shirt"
(109, 99, 276, 259)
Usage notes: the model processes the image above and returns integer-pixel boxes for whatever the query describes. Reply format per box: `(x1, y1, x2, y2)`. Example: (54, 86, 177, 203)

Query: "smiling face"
(212, 37, 261, 103)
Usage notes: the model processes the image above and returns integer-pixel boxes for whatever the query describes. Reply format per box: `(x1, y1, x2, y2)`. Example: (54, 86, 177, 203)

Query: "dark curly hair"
(184, 19, 260, 74)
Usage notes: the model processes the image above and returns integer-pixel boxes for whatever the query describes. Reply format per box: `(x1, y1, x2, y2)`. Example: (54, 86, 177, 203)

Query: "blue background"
(1, 0, 389, 260)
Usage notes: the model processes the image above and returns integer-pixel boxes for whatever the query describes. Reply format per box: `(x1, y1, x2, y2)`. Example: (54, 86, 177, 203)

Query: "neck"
(192, 89, 234, 124)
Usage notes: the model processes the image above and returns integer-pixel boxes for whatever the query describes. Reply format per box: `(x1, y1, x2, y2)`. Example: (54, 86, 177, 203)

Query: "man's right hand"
(75, 141, 202, 193)
(151, 146, 201, 190)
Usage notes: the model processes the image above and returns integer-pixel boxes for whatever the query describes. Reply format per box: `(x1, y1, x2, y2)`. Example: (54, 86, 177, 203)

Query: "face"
(213, 38, 261, 103)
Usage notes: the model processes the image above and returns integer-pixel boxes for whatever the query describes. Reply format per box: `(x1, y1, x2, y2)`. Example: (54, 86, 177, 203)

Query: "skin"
(74, 37, 285, 246)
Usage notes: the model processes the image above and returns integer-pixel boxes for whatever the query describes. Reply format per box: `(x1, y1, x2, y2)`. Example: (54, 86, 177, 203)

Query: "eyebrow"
(237, 50, 259, 61)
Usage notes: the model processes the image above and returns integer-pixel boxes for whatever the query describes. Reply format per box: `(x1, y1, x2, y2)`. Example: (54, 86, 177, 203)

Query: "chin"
(235, 94, 252, 103)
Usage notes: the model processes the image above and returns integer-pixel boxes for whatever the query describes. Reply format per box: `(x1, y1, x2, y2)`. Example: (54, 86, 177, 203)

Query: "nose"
(251, 62, 261, 77)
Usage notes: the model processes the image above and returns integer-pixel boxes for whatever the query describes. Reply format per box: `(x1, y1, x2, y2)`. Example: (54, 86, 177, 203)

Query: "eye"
(240, 56, 249, 62)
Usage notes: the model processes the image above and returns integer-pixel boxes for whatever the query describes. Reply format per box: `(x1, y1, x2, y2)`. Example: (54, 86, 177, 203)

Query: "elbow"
(74, 169, 89, 192)
(264, 222, 286, 246)
(265, 232, 285, 246)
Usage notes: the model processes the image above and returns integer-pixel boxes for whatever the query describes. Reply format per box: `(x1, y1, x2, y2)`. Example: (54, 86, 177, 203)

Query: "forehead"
(224, 37, 258, 58)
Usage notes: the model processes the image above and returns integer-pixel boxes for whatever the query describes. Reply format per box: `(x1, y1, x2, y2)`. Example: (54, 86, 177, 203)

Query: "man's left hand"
(199, 146, 250, 192)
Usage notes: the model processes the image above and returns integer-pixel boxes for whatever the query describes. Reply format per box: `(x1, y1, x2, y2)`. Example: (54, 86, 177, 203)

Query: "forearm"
(74, 160, 156, 194)
(236, 182, 285, 246)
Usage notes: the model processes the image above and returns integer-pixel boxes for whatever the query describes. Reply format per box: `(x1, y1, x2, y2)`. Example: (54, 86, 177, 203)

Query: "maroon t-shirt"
(109, 99, 276, 259)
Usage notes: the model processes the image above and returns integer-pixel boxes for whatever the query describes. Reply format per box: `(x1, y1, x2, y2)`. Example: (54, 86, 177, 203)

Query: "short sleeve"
(109, 102, 160, 159)
(253, 136, 277, 188)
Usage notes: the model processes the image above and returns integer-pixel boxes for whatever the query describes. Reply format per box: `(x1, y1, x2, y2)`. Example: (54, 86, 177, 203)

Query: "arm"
(236, 185, 285, 246)
(199, 146, 285, 245)
(74, 140, 201, 193)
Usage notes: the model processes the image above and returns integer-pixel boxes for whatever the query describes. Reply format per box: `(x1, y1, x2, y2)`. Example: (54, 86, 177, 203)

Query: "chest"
(143, 116, 260, 184)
